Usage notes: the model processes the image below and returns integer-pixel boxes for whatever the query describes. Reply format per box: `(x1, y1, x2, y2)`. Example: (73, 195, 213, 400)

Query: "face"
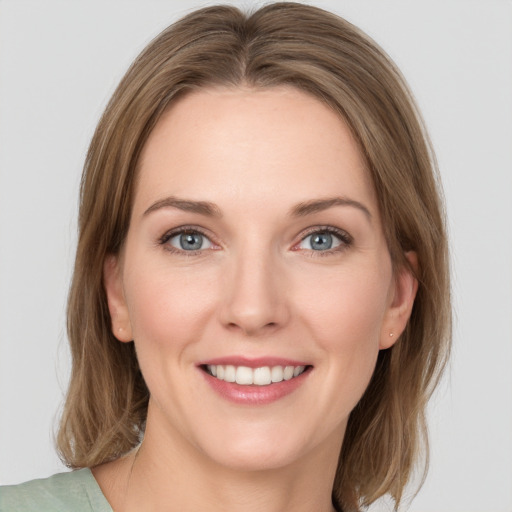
(104, 86, 417, 472)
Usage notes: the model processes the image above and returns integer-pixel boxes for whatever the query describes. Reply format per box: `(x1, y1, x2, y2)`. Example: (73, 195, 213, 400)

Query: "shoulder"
(0, 469, 112, 512)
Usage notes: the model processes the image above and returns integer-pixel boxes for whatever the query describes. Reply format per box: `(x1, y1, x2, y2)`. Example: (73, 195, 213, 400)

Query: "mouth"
(201, 364, 310, 386)
(198, 358, 313, 405)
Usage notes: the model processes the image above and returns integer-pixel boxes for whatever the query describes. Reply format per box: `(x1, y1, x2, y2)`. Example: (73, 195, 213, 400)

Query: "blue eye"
(298, 230, 348, 251)
(167, 231, 212, 251)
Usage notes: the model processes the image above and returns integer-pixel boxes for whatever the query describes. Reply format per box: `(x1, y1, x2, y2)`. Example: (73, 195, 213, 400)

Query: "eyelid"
(292, 225, 353, 253)
(158, 225, 220, 254)
(157, 224, 352, 255)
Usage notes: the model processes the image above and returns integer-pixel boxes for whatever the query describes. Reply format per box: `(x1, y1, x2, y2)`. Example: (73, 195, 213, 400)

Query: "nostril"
(227, 320, 281, 337)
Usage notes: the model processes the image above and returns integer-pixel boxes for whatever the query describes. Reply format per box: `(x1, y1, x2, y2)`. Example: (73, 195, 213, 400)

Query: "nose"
(218, 248, 290, 337)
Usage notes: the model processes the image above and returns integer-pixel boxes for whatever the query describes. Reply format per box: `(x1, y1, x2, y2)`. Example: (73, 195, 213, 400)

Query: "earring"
(389, 332, 394, 337)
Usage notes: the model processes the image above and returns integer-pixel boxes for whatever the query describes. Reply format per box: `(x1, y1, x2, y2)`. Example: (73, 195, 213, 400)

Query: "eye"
(164, 230, 213, 252)
(297, 228, 351, 252)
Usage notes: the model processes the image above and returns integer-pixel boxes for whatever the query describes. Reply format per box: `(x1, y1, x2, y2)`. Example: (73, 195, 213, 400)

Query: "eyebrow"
(143, 195, 371, 221)
(290, 197, 372, 221)
(143, 196, 222, 217)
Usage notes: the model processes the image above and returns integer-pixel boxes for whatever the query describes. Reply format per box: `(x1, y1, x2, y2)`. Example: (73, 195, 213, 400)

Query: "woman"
(0, 3, 451, 511)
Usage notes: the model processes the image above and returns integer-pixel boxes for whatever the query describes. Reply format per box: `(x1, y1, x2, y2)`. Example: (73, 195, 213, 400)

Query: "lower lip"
(200, 367, 311, 405)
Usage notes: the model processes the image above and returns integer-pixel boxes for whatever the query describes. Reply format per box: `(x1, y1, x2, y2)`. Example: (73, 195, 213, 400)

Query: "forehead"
(135, 86, 376, 216)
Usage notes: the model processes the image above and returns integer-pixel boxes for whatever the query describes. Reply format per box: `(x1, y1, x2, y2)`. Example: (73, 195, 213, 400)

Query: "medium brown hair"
(57, 3, 451, 511)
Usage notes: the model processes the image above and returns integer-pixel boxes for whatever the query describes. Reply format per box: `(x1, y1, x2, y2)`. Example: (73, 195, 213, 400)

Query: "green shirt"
(0, 469, 112, 512)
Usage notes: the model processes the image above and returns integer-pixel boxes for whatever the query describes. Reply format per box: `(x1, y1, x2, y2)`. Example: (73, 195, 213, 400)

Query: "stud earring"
(389, 332, 394, 337)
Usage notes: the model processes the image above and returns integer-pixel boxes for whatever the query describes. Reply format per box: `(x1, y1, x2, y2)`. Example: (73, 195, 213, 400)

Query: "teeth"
(224, 365, 236, 383)
(271, 366, 283, 383)
(254, 366, 272, 385)
(235, 366, 253, 385)
(283, 366, 294, 380)
(206, 364, 307, 386)
(293, 366, 305, 377)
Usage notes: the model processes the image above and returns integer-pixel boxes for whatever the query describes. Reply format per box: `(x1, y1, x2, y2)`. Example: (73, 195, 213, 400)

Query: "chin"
(206, 439, 306, 473)
(193, 419, 342, 474)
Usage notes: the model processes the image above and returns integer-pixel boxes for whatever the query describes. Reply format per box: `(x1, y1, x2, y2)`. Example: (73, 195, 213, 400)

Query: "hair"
(57, 3, 451, 511)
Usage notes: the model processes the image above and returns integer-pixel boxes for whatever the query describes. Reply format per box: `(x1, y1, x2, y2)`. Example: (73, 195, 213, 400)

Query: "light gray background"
(1, 1, 511, 511)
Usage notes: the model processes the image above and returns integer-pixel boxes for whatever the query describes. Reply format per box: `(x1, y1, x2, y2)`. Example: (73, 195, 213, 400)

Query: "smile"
(205, 364, 307, 386)
(199, 357, 313, 404)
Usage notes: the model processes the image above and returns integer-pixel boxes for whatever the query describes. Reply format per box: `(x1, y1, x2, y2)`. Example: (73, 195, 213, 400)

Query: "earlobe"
(380, 251, 419, 349)
(103, 255, 133, 342)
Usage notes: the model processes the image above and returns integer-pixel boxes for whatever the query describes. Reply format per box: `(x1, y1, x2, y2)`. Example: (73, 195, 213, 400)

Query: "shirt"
(0, 468, 112, 512)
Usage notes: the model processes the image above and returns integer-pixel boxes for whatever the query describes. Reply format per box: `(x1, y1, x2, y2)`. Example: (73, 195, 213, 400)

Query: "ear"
(103, 255, 133, 342)
(380, 251, 419, 349)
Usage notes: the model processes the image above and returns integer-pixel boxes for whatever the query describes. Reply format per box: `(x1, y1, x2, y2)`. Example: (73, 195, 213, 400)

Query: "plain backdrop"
(0, 1, 511, 511)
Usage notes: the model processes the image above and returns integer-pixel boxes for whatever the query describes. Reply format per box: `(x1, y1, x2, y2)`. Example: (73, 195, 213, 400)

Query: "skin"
(97, 86, 418, 512)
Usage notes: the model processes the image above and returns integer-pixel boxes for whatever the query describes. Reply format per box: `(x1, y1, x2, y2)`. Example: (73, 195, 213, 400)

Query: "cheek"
(297, 262, 392, 403)
(124, 261, 218, 352)
(122, 261, 222, 415)
(301, 266, 391, 346)
(328, 279, 389, 398)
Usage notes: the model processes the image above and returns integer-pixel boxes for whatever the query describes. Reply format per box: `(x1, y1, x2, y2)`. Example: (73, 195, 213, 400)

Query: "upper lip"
(198, 356, 310, 368)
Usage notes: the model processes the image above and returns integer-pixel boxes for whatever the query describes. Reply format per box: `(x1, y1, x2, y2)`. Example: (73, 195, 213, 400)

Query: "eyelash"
(158, 226, 216, 256)
(294, 226, 353, 257)
(158, 225, 353, 256)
